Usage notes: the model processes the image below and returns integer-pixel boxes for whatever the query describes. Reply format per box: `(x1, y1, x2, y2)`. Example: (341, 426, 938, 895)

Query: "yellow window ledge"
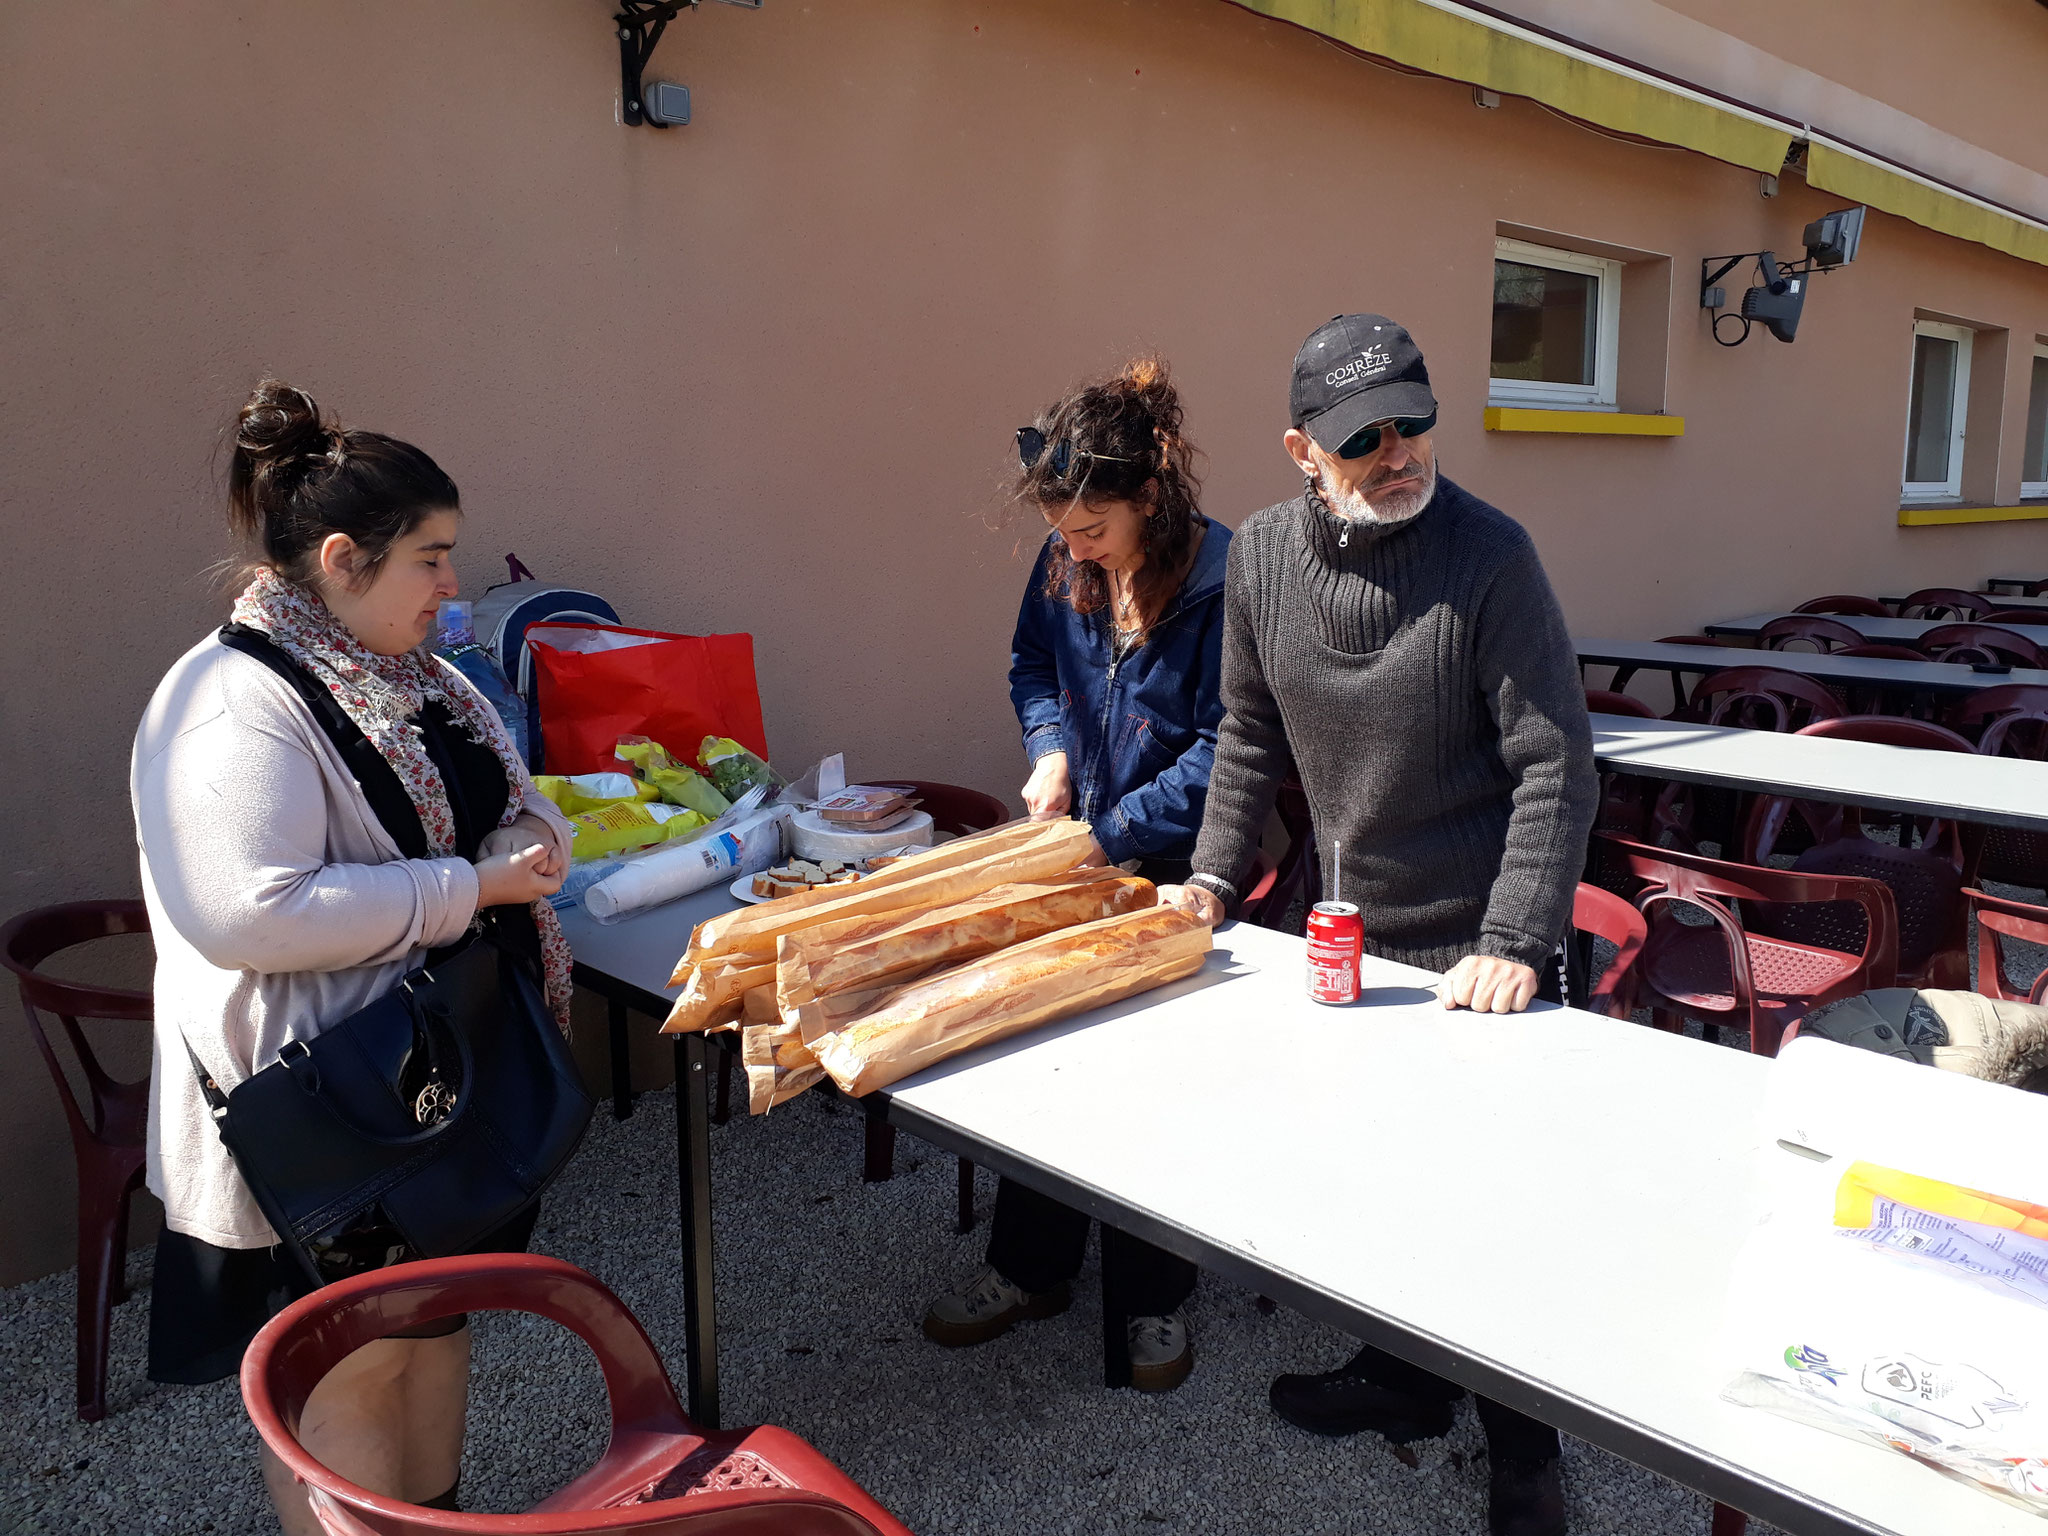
(1483, 407, 1685, 437)
(1898, 503, 2048, 527)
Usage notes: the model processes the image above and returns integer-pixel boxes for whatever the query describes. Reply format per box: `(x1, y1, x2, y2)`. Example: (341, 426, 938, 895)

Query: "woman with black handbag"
(132, 380, 580, 1530)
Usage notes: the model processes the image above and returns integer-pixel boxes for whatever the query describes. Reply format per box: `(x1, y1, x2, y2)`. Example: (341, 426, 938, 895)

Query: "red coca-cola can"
(1306, 901, 1363, 1005)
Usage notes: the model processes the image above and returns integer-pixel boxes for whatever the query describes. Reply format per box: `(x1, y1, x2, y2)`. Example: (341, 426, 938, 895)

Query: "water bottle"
(434, 600, 530, 764)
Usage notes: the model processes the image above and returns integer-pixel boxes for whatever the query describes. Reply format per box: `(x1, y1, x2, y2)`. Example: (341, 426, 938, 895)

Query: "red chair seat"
(1639, 922, 1863, 1016)
(243, 1254, 914, 1536)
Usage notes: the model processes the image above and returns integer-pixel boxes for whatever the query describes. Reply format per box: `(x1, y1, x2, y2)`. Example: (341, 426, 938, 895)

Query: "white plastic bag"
(1720, 1038, 2048, 1512)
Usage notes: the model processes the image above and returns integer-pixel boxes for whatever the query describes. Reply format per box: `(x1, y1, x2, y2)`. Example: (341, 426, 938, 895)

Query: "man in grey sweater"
(1160, 314, 1596, 1536)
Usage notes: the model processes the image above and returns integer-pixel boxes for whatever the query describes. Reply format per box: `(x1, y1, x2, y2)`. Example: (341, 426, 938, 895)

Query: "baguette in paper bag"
(809, 905, 1210, 1096)
(776, 869, 1154, 1029)
(743, 1022, 825, 1113)
(672, 818, 1095, 975)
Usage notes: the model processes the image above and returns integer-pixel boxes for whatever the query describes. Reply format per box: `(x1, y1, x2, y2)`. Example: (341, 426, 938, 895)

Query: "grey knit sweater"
(1190, 476, 1597, 973)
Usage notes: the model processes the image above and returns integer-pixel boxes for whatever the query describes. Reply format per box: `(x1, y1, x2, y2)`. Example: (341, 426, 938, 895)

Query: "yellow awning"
(1805, 141, 2048, 269)
(1229, 0, 2048, 270)
(1229, 0, 1794, 175)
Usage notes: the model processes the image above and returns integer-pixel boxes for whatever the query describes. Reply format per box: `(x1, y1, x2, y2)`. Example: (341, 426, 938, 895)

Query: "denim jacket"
(1008, 517, 1232, 866)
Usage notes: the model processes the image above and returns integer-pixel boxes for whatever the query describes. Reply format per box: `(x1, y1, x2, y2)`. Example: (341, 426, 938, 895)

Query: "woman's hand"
(475, 842, 566, 906)
(480, 815, 564, 879)
(1157, 883, 1224, 927)
(1022, 752, 1072, 820)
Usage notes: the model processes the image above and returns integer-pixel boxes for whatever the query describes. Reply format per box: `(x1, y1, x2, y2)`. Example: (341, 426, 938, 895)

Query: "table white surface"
(881, 921, 2032, 1536)
(1575, 635, 2048, 694)
(1986, 576, 2047, 595)
(1590, 713, 2048, 833)
(556, 886, 726, 1007)
(1884, 589, 2048, 611)
(1708, 611, 2048, 648)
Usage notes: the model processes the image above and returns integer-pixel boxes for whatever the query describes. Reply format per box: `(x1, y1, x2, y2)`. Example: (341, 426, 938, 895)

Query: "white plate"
(729, 869, 871, 904)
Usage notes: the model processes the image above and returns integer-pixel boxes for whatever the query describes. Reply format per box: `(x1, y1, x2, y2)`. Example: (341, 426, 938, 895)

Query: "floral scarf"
(232, 567, 574, 1031)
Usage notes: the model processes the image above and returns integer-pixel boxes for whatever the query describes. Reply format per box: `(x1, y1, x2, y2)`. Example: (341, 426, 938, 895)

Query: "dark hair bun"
(235, 379, 333, 468)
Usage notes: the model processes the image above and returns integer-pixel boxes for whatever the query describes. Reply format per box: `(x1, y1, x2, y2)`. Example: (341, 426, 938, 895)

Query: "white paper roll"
(584, 807, 789, 923)
(787, 807, 935, 862)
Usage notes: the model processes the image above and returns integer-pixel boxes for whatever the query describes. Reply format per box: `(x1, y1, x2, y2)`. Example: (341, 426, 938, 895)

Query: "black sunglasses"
(1333, 410, 1437, 460)
(1017, 426, 1131, 477)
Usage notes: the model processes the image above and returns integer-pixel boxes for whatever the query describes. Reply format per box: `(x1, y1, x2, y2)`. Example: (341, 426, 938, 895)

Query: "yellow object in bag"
(614, 738, 732, 820)
(568, 800, 710, 862)
(534, 772, 661, 817)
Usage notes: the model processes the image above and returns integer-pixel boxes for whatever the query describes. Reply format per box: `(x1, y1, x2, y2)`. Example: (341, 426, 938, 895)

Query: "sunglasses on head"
(1333, 409, 1437, 460)
(1017, 426, 1131, 478)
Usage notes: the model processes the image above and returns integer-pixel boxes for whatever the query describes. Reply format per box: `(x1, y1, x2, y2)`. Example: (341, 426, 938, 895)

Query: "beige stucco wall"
(1658, 0, 2048, 180)
(3, 0, 2046, 1283)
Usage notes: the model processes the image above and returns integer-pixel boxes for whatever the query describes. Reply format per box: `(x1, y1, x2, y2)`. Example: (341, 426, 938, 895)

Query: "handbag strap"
(217, 623, 431, 861)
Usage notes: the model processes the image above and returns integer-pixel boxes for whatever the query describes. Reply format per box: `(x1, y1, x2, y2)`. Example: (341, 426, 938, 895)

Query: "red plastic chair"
(1595, 834, 1898, 1055)
(1650, 669, 1845, 849)
(1737, 718, 1977, 990)
(1608, 635, 1729, 719)
(1238, 775, 1317, 936)
(242, 1253, 912, 1536)
(1585, 687, 1657, 719)
(1966, 888, 2048, 1004)
(1794, 595, 1890, 618)
(1946, 686, 2048, 889)
(0, 900, 153, 1422)
(1830, 644, 1941, 717)
(1685, 667, 1846, 731)
(1572, 884, 1645, 1019)
(866, 781, 1008, 837)
(1758, 615, 1863, 654)
(1980, 608, 2048, 628)
(1916, 623, 2044, 669)
(1897, 586, 1993, 620)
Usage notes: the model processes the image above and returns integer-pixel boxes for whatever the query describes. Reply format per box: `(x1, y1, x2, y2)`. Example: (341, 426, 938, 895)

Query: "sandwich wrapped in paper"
(807, 905, 1210, 1098)
(672, 817, 1092, 974)
(775, 868, 1155, 1032)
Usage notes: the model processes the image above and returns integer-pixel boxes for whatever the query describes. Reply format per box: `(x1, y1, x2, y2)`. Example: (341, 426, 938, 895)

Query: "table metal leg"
(714, 1041, 732, 1125)
(607, 995, 634, 1121)
(1101, 1280, 1131, 1390)
(956, 1157, 976, 1233)
(862, 1105, 897, 1183)
(674, 1032, 719, 1427)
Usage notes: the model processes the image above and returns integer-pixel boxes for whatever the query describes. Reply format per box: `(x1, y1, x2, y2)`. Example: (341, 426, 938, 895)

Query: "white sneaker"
(922, 1265, 1071, 1347)
(1128, 1309, 1193, 1392)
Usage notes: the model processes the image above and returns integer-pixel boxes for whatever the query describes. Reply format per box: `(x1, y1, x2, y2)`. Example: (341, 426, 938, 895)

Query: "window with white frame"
(1902, 321, 1973, 501)
(1489, 238, 1621, 409)
(2023, 342, 2048, 500)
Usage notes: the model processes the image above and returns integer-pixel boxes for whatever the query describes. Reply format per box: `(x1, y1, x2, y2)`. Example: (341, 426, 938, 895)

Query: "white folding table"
(883, 921, 2039, 1536)
(1987, 576, 2048, 596)
(1575, 636, 2048, 698)
(1707, 611, 2048, 649)
(1589, 712, 2048, 834)
(561, 895, 2036, 1534)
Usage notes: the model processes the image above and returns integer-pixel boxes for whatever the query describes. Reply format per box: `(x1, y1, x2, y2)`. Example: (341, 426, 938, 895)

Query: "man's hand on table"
(1157, 883, 1224, 926)
(1439, 954, 1540, 1014)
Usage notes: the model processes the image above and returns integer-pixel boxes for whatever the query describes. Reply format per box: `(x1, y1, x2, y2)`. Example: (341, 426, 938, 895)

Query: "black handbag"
(184, 625, 593, 1282)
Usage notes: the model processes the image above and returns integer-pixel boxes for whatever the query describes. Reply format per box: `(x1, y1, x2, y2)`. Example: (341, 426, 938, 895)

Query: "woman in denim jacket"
(923, 359, 1229, 1391)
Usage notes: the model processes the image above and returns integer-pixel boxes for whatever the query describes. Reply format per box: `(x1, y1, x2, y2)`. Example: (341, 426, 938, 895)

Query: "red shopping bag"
(527, 622, 768, 775)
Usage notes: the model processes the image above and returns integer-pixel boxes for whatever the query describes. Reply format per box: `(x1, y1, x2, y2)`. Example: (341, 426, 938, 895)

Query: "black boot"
(1488, 1455, 1566, 1536)
(1268, 1347, 1459, 1442)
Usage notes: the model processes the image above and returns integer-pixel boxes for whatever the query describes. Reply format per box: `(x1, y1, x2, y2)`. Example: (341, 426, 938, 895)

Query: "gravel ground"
(1, 1071, 1765, 1536)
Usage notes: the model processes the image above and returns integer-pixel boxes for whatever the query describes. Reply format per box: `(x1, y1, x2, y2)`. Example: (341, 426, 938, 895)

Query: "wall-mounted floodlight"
(615, 0, 760, 129)
(1699, 206, 1868, 346)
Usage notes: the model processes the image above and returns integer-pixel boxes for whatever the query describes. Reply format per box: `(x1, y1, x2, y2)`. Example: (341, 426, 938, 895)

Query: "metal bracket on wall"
(615, 0, 761, 129)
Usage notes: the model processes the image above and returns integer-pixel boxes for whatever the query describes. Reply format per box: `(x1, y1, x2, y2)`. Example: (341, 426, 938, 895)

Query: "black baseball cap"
(1290, 314, 1437, 452)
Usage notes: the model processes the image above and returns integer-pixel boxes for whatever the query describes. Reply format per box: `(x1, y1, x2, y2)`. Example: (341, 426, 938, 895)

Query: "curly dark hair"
(1016, 357, 1203, 644)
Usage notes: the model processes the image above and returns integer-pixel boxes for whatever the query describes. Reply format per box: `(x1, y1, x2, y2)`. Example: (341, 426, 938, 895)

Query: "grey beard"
(1317, 456, 1437, 526)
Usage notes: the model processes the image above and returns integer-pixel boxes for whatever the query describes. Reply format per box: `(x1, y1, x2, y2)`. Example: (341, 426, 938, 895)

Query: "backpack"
(470, 559, 620, 771)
